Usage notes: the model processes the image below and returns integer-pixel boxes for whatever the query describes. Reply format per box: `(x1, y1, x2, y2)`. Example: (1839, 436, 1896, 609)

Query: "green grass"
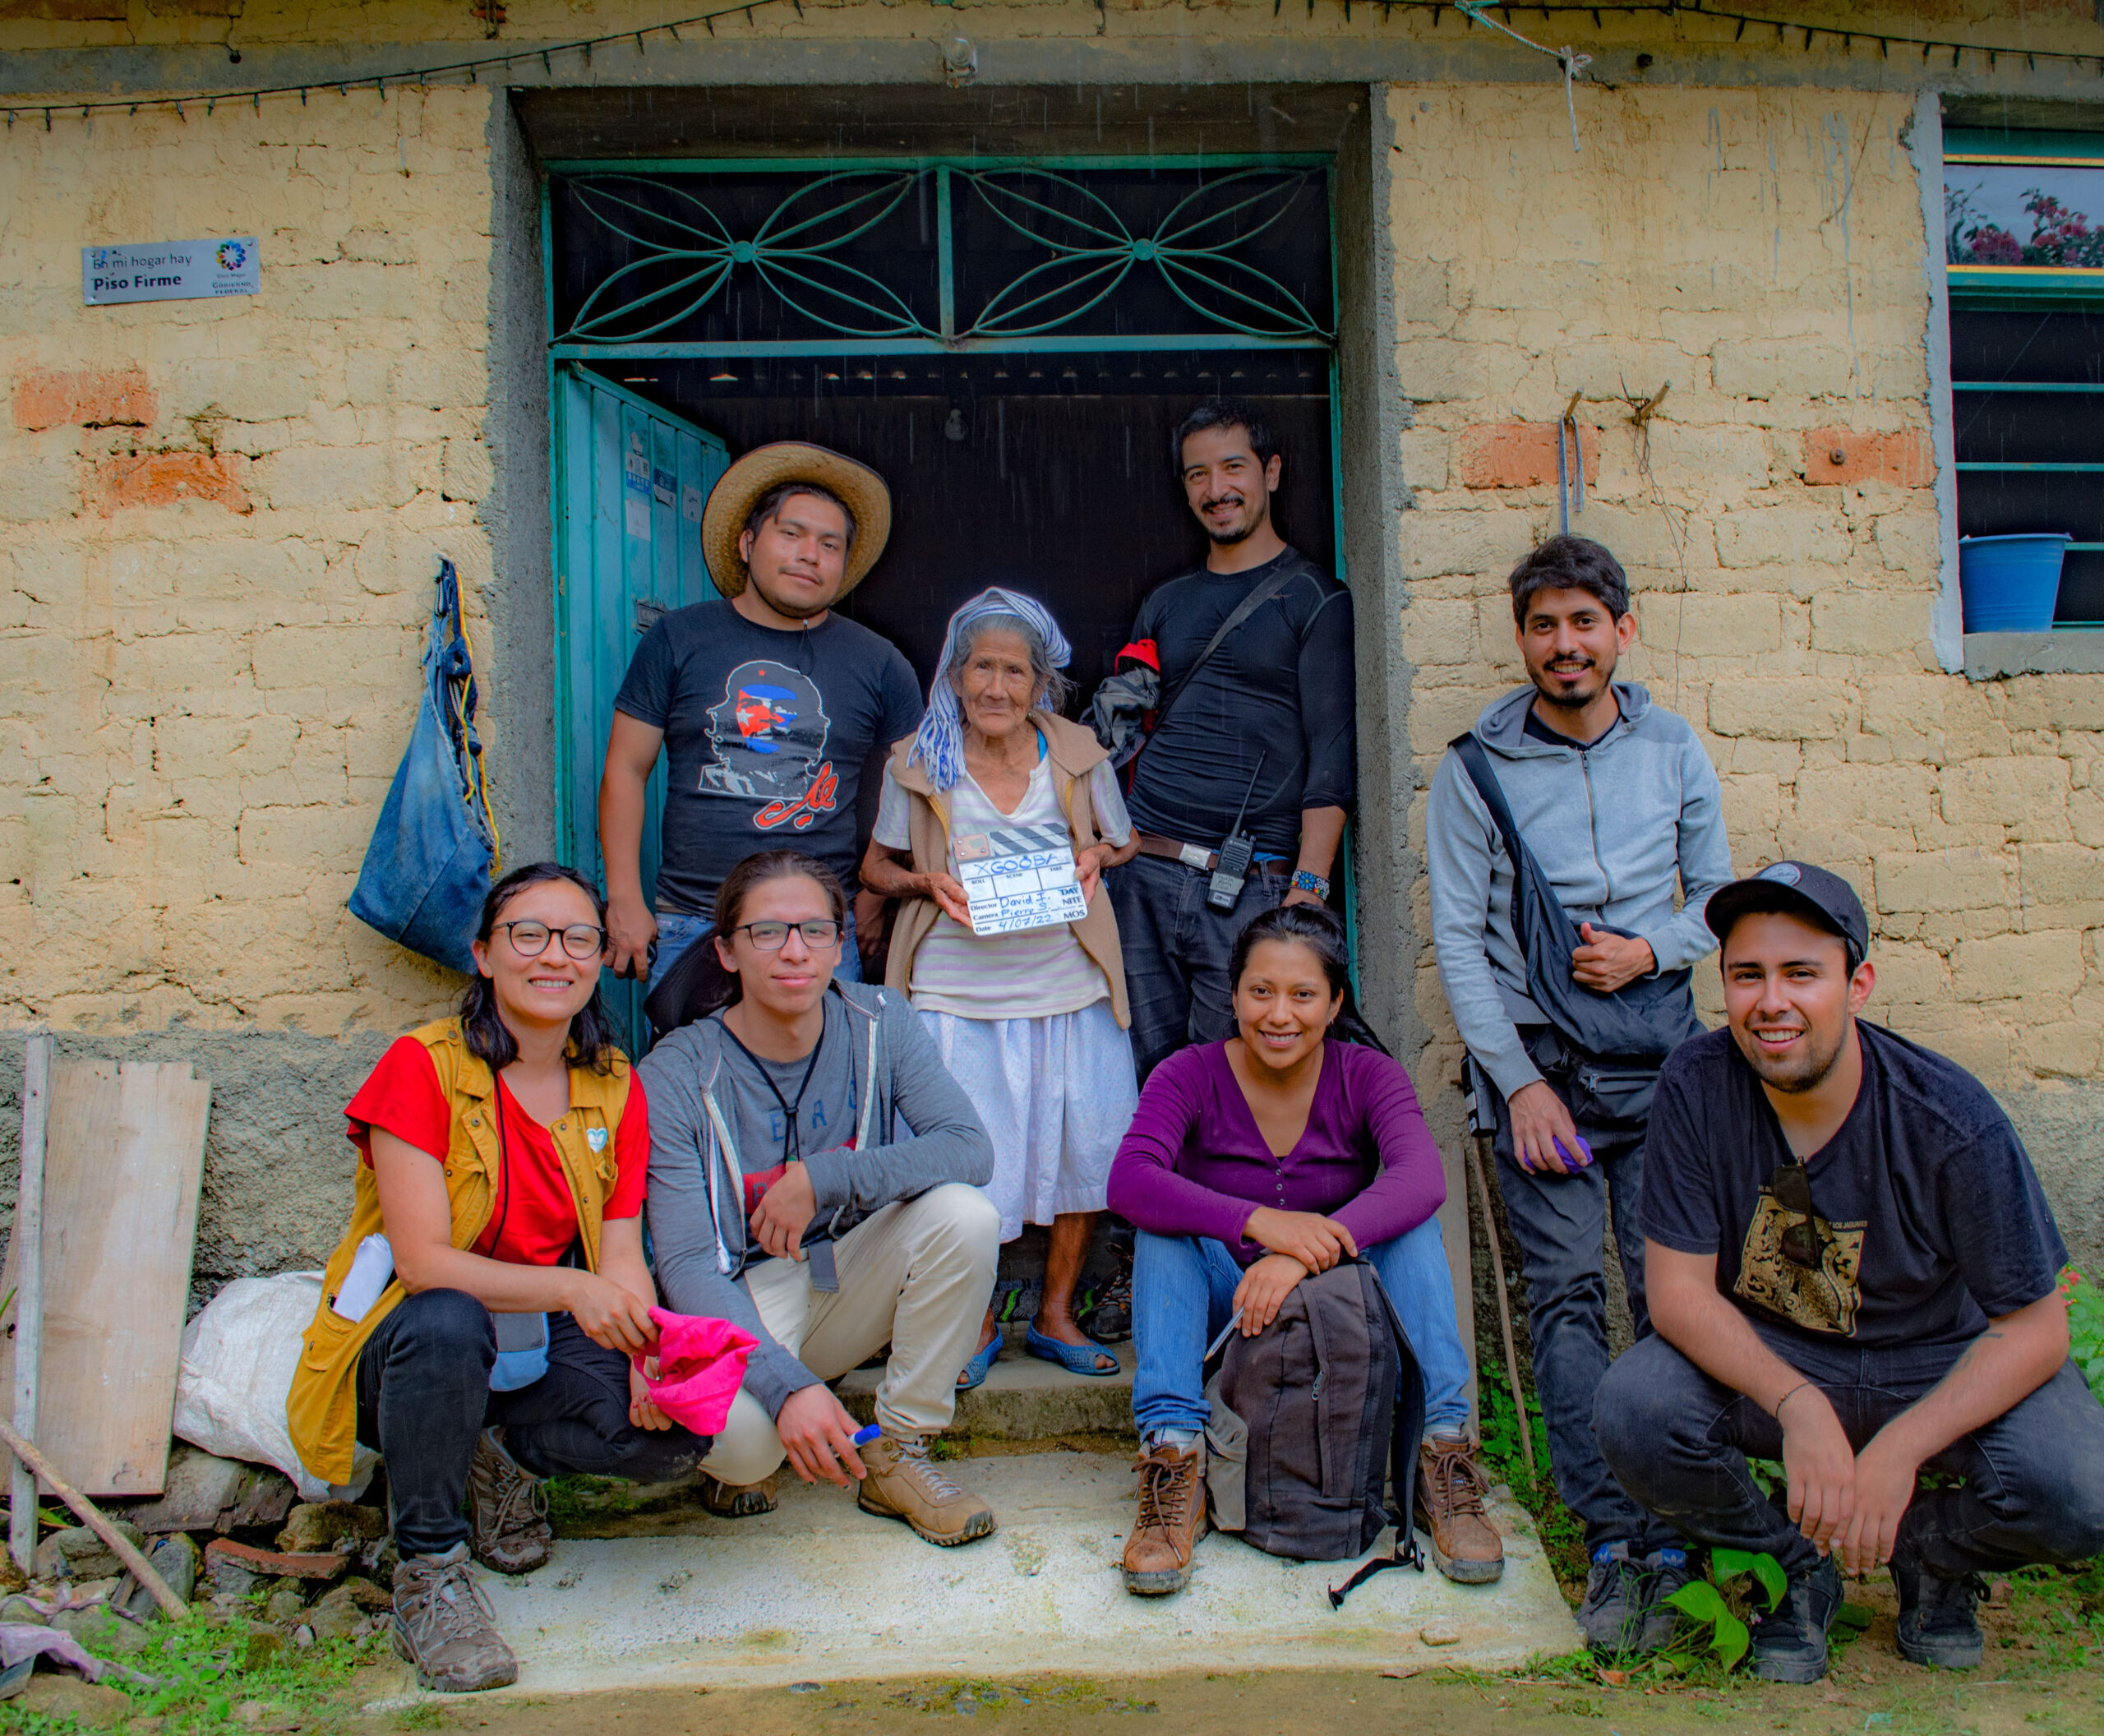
(1474, 1378, 1588, 1590)
(0, 1602, 390, 1736)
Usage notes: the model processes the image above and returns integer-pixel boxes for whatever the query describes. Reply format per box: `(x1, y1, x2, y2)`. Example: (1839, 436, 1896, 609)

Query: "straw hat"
(700, 441, 893, 600)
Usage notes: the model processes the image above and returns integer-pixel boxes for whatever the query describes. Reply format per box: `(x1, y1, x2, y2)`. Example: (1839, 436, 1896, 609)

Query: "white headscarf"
(907, 588, 1073, 793)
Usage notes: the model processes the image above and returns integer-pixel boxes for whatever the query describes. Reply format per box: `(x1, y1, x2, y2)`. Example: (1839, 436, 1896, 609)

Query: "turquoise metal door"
(554, 364, 729, 1052)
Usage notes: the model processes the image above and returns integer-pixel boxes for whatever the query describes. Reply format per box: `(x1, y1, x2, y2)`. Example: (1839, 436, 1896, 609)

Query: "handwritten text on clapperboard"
(955, 824, 1087, 936)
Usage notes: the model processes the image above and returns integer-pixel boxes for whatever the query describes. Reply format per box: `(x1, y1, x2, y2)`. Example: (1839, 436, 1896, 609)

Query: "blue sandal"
(956, 1336, 1000, 1392)
(1024, 1323, 1122, 1378)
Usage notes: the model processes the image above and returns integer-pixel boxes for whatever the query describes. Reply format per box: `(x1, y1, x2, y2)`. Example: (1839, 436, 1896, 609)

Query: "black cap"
(1704, 861, 1871, 967)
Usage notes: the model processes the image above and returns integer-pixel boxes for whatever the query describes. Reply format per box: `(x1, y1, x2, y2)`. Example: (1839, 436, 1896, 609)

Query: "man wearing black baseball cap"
(1594, 861, 2104, 1684)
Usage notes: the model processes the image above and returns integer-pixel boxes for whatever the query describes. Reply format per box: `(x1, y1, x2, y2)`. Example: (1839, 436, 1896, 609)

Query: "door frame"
(543, 150, 1359, 975)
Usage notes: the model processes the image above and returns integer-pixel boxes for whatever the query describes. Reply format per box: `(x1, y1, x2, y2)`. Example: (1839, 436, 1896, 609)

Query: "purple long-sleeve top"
(1105, 1040, 1446, 1265)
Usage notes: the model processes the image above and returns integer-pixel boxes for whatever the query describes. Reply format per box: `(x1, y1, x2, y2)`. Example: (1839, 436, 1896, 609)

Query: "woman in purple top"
(1106, 905, 1497, 1597)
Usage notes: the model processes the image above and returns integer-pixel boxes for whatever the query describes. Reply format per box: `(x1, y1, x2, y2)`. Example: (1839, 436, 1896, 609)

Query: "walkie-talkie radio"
(1207, 753, 1267, 912)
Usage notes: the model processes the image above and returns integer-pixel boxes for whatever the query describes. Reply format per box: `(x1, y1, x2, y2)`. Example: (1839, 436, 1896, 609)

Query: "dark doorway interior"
(581, 349, 1336, 696)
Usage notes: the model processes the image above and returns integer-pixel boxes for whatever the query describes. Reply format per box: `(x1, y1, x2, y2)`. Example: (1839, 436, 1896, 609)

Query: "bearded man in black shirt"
(1596, 862, 2104, 1684)
(1105, 399, 1355, 1081)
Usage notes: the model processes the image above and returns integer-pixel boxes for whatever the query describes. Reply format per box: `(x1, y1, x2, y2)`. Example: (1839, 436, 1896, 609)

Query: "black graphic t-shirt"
(614, 600, 922, 916)
(1643, 1023, 2067, 1351)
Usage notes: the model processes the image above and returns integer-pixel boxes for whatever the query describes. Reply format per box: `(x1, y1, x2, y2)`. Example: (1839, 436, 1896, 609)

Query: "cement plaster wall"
(0, 1028, 390, 1306)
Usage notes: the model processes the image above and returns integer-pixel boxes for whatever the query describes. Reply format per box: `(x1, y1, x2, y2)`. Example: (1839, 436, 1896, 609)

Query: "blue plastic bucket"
(1959, 533, 2070, 633)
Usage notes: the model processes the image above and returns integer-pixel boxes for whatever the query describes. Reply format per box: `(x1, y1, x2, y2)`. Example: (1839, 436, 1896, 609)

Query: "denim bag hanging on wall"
(348, 561, 499, 973)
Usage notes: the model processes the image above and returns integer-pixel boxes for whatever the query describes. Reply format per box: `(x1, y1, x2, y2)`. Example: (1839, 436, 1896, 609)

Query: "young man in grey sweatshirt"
(1426, 535, 1734, 1655)
(641, 971, 1000, 1545)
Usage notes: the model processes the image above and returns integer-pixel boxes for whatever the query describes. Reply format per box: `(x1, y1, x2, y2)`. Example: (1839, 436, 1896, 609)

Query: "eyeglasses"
(727, 919, 841, 951)
(1768, 1163, 1829, 1271)
(496, 921, 609, 960)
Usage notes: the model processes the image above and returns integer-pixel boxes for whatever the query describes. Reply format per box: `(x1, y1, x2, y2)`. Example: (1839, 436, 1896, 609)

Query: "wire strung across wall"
(6, 0, 2102, 131)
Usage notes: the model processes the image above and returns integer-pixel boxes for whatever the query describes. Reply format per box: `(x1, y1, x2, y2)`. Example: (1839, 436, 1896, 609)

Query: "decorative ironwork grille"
(547, 160, 1334, 354)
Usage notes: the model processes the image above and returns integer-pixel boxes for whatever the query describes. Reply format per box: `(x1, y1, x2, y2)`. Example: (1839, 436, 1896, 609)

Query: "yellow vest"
(882, 710, 1132, 1029)
(286, 1018, 632, 1487)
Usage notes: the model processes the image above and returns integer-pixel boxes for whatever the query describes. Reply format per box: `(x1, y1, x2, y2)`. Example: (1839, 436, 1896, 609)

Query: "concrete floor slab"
(478, 1450, 1579, 1696)
(836, 1341, 1137, 1439)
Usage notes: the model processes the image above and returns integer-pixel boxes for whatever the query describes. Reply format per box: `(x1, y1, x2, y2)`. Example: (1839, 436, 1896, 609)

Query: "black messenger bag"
(1450, 732, 1702, 1128)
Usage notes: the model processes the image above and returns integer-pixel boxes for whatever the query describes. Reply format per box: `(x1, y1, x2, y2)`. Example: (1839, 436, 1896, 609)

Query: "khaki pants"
(701, 1182, 999, 1487)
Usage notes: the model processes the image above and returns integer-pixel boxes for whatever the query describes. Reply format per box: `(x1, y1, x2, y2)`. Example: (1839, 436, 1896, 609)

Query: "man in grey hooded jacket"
(641, 958, 999, 1544)
(1426, 534, 1733, 1655)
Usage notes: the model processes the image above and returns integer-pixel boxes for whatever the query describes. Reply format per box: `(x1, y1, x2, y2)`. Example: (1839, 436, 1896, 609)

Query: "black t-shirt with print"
(614, 600, 923, 916)
(1642, 1023, 2067, 1351)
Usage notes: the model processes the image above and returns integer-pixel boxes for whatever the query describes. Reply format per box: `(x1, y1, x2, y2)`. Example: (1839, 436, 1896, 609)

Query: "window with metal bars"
(1945, 127, 2104, 629)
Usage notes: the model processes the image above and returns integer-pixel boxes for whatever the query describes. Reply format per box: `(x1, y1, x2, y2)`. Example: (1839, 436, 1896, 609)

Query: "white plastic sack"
(173, 1272, 378, 1504)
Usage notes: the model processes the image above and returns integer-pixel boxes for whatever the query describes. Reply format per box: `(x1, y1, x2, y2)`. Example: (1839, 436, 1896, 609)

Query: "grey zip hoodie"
(1425, 682, 1734, 1102)
(639, 981, 993, 1420)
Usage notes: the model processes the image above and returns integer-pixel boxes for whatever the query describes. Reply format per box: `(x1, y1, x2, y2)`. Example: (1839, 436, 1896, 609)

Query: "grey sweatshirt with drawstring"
(640, 982, 992, 1420)
(1425, 682, 1735, 1103)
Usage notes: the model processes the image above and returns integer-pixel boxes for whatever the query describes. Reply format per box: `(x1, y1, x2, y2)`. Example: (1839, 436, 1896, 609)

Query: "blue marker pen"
(851, 1424, 882, 1447)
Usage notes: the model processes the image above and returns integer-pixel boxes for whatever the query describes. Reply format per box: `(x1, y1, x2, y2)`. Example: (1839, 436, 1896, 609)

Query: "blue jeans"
(1130, 1220, 1473, 1438)
(1106, 853, 1286, 1083)
(1595, 1323, 2104, 1582)
(650, 907, 861, 993)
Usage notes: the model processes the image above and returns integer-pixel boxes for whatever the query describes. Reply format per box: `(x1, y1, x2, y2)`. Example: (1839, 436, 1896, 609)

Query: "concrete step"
(474, 1447, 1579, 1697)
(835, 1337, 1137, 1440)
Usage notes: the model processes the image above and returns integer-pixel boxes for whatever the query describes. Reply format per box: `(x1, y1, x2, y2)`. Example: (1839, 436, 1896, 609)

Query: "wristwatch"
(1290, 869, 1331, 900)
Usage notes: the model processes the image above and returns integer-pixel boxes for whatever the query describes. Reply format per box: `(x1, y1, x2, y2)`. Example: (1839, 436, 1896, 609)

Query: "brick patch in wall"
(15, 367, 155, 431)
(1459, 421, 1602, 490)
(1802, 428, 1933, 487)
(90, 451, 251, 514)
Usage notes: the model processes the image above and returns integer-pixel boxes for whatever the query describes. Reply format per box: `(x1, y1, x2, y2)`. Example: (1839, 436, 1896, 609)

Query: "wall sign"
(82, 238, 260, 306)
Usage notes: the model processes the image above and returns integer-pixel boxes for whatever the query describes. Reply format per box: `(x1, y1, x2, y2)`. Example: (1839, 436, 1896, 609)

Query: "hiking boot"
(1636, 1546, 1694, 1652)
(390, 1544, 518, 1694)
(1414, 1433, 1506, 1585)
(1080, 1244, 1133, 1343)
(699, 1472, 779, 1518)
(1580, 1542, 1650, 1655)
(1751, 1554, 1843, 1683)
(466, 1428, 551, 1575)
(856, 1433, 996, 1546)
(1122, 1438, 1207, 1597)
(1893, 1556, 1986, 1669)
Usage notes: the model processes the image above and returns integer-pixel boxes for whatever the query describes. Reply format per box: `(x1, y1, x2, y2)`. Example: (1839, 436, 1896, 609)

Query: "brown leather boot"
(1414, 1432, 1506, 1585)
(1122, 1438, 1207, 1596)
(391, 1544, 519, 1693)
(466, 1428, 552, 1575)
(856, 1434, 996, 1546)
(700, 1473, 779, 1517)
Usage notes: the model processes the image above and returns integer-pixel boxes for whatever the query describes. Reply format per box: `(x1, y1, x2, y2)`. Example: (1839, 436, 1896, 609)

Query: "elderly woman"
(861, 589, 1142, 1385)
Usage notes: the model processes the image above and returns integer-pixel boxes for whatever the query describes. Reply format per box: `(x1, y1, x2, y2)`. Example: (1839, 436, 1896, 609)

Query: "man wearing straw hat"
(601, 442, 923, 993)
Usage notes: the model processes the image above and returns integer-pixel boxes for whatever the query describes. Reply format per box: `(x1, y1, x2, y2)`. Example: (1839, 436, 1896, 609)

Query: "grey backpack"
(1203, 1259, 1426, 1598)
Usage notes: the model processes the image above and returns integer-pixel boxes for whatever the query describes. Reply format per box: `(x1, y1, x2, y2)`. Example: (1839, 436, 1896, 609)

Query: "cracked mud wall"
(0, 85, 499, 1277)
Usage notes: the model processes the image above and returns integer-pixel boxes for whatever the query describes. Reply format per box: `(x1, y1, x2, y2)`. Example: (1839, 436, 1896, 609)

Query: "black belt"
(1135, 833, 1276, 879)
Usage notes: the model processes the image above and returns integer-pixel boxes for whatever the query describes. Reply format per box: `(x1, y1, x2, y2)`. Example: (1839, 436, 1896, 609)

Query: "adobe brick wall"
(0, 88, 493, 1049)
(1386, 82, 2102, 1263)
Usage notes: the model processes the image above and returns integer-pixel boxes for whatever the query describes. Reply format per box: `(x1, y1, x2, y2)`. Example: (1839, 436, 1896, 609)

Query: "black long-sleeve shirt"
(1122, 549, 1355, 859)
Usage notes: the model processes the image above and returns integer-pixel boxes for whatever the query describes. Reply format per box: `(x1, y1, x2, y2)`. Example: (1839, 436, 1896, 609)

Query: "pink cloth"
(633, 1306, 756, 1436)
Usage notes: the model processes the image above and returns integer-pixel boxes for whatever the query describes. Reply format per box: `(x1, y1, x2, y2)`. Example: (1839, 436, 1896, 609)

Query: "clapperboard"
(954, 823, 1088, 936)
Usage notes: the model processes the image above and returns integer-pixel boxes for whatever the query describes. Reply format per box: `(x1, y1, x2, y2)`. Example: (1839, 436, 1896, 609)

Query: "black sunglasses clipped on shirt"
(1768, 1163, 1829, 1272)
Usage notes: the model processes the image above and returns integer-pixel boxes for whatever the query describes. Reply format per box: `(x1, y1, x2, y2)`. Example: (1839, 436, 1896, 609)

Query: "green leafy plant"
(2061, 1267, 2104, 1407)
(1663, 1548, 1785, 1672)
(1477, 1378, 1551, 1486)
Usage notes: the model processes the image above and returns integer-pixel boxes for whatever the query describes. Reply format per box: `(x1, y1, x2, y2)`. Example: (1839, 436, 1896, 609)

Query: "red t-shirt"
(345, 1037, 649, 1268)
